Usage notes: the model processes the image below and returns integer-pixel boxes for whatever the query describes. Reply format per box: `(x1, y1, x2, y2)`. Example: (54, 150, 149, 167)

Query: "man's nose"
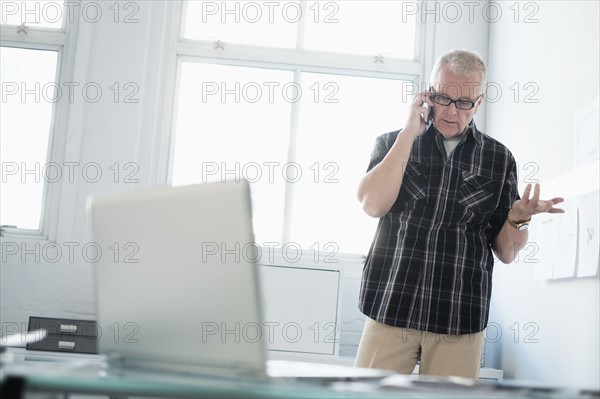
(447, 102, 458, 115)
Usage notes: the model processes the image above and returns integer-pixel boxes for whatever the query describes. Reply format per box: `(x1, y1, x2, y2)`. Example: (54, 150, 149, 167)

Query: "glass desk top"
(1, 348, 597, 399)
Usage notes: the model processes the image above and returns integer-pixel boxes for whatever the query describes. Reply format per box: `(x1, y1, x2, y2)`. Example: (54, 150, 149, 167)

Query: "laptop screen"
(87, 181, 266, 376)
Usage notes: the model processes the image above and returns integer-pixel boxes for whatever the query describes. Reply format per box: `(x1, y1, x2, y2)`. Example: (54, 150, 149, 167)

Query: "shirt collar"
(426, 119, 482, 145)
(468, 120, 483, 144)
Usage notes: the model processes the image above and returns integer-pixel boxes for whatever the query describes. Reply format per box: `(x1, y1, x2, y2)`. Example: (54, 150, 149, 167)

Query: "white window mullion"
(0, 26, 68, 47)
(164, 56, 185, 185)
(175, 40, 423, 77)
(176, 52, 420, 85)
(281, 69, 302, 244)
(296, 0, 308, 50)
(35, 44, 65, 239)
(281, 0, 306, 244)
(39, 6, 81, 240)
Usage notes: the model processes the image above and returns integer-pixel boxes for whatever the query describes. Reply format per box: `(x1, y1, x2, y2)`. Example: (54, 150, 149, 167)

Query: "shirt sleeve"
(488, 153, 520, 244)
(366, 131, 398, 173)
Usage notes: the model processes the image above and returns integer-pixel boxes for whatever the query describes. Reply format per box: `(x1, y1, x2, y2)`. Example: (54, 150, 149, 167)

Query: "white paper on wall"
(533, 213, 557, 280)
(552, 200, 578, 279)
(576, 191, 600, 277)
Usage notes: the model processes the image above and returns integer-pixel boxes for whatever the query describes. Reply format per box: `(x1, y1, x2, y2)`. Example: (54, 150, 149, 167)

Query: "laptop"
(87, 181, 391, 380)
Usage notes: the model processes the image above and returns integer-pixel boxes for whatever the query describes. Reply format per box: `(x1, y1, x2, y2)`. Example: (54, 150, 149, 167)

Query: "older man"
(355, 49, 563, 379)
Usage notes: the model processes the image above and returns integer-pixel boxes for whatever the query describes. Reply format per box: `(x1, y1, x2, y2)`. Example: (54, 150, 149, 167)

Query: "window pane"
(0, 1, 64, 29)
(303, 1, 416, 59)
(290, 73, 411, 254)
(171, 62, 293, 243)
(1, 47, 58, 230)
(183, 0, 298, 48)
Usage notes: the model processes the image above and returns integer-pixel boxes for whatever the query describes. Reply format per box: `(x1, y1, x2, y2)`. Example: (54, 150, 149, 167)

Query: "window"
(170, 0, 423, 255)
(172, 62, 292, 242)
(0, 0, 76, 234)
(182, 0, 416, 58)
(1, 47, 58, 230)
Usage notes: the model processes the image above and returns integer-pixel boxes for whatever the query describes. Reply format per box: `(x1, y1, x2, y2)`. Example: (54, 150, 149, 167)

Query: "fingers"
(543, 197, 565, 213)
(412, 90, 433, 107)
(531, 183, 540, 204)
(518, 184, 566, 217)
(412, 91, 435, 125)
(521, 184, 532, 205)
(418, 106, 430, 121)
(535, 200, 555, 213)
(514, 183, 565, 217)
(406, 92, 434, 135)
(534, 198, 565, 214)
(423, 95, 434, 108)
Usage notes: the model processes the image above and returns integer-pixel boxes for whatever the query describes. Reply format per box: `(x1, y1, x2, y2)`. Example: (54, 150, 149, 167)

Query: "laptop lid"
(87, 181, 266, 377)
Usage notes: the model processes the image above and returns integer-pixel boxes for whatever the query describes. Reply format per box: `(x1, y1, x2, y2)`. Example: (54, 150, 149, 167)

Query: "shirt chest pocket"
(398, 163, 427, 210)
(458, 171, 499, 219)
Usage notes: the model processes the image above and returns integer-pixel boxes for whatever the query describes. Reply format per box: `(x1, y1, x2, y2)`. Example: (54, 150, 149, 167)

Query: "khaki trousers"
(354, 317, 484, 380)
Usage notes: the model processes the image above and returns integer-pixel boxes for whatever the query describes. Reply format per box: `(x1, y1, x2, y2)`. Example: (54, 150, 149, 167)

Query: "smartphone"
(422, 86, 435, 124)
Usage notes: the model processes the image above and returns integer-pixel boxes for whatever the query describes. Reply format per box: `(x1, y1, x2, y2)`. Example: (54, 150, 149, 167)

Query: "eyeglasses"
(430, 93, 482, 110)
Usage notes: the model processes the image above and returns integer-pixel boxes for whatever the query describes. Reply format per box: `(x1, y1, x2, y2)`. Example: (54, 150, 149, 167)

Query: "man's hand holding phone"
(403, 87, 435, 138)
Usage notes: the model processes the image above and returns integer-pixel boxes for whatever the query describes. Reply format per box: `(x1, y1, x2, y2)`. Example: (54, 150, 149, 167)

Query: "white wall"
(1, 1, 172, 334)
(485, 0, 599, 389)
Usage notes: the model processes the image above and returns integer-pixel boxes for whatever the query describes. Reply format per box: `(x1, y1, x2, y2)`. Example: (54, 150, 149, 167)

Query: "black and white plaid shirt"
(359, 122, 519, 335)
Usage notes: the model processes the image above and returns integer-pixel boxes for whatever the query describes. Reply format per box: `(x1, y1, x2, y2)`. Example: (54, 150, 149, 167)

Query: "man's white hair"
(430, 50, 487, 94)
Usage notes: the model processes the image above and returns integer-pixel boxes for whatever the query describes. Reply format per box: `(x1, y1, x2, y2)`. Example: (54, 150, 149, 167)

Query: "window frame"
(0, 2, 81, 240)
(160, 0, 434, 258)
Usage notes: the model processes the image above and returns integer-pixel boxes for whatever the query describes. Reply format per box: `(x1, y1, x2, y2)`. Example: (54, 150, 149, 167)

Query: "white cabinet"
(259, 265, 341, 357)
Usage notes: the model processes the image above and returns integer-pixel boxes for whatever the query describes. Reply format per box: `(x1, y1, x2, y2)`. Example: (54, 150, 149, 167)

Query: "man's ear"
(473, 94, 484, 113)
